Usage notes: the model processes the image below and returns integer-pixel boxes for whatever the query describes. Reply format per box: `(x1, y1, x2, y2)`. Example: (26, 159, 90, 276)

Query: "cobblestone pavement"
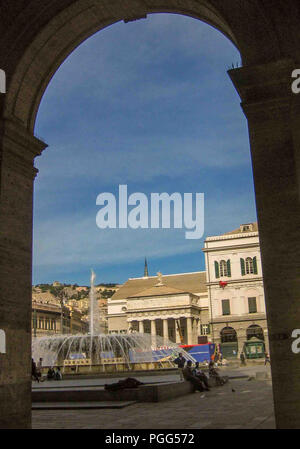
(32, 378, 275, 429)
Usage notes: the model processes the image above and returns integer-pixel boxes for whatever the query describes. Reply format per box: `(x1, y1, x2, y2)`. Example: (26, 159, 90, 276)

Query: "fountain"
(32, 270, 195, 373)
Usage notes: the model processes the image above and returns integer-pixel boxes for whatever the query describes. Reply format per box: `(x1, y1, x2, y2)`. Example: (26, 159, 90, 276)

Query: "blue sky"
(33, 13, 257, 286)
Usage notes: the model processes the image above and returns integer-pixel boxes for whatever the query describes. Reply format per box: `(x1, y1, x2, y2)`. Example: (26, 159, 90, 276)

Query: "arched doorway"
(247, 324, 264, 341)
(1, 0, 300, 430)
(220, 326, 238, 359)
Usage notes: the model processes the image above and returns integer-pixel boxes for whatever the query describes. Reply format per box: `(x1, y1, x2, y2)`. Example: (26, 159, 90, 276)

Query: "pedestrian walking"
(240, 351, 246, 366)
(264, 352, 271, 365)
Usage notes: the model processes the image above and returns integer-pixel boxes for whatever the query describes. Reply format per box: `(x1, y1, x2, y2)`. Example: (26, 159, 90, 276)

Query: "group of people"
(47, 366, 63, 381)
(31, 357, 62, 382)
(174, 353, 227, 392)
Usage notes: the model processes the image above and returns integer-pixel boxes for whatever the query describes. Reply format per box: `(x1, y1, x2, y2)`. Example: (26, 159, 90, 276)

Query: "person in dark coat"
(31, 358, 39, 382)
(173, 353, 186, 381)
(183, 361, 207, 392)
(47, 367, 55, 380)
(240, 352, 246, 366)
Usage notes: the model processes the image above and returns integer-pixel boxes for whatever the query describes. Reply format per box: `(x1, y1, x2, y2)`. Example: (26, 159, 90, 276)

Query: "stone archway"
(1, 0, 300, 429)
(220, 326, 238, 359)
(247, 324, 264, 341)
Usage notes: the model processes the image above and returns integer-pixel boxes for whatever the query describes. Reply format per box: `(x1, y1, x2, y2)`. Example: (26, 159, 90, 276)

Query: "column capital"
(1, 119, 47, 179)
(228, 58, 296, 121)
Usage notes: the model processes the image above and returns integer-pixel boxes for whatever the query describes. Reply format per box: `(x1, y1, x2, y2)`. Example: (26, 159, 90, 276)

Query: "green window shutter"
(227, 259, 231, 277)
(222, 299, 230, 315)
(248, 297, 257, 313)
(253, 256, 258, 274)
(240, 258, 245, 276)
(215, 261, 220, 279)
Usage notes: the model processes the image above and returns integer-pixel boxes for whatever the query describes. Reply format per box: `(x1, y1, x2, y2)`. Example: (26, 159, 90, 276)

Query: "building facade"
(32, 291, 88, 337)
(204, 223, 269, 358)
(108, 223, 269, 355)
(108, 271, 210, 345)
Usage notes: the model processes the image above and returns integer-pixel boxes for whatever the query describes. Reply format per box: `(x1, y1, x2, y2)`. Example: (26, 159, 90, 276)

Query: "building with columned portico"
(108, 271, 210, 345)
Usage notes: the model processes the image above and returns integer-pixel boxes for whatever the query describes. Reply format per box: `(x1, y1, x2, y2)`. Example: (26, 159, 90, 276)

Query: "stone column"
(236, 327, 247, 354)
(194, 318, 199, 343)
(186, 317, 193, 345)
(163, 319, 169, 341)
(229, 59, 300, 429)
(150, 319, 157, 348)
(0, 119, 47, 429)
(139, 320, 144, 334)
(150, 319, 156, 336)
(175, 319, 181, 344)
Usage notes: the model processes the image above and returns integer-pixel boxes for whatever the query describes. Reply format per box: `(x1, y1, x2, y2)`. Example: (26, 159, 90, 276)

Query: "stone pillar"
(186, 317, 193, 345)
(194, 318, 199, 343)
(150, 319, 157, 348)
(150, 319, 156, 336)
(229, 59, 300, 429)
(0, 120, 47, 429)
(236, 327, 247, 354)
(175, 319, 181, 344)
(139, 320, 144, 334)
(163, 319, 169, 341)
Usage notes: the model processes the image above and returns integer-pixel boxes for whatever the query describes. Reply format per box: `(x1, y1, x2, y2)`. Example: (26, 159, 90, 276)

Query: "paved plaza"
(32, 365, 275, 429)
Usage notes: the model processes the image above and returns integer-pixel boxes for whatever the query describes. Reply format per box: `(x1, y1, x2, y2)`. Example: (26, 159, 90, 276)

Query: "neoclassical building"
(108, 223, 269, 354)
(204, 222, 269, 357)
(108, 271, 209, 345)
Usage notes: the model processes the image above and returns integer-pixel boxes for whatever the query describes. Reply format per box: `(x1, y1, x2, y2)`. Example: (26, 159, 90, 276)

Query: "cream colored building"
(108, 272, 210, 345)
(203, 222, 269, 357)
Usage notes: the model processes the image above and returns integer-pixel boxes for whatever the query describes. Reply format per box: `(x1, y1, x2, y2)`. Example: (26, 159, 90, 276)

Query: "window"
(241, 257, 258, 275)
(248, 297, 257, 313)
(240, 223, 253, 232)
(218, 259, 231, 277)
(222, 299, 231, 315)
(220, 260, 227, 277)
(200, 324, 211, 335)
(221, 326, 237, 343)
(246, 257, 254, 274)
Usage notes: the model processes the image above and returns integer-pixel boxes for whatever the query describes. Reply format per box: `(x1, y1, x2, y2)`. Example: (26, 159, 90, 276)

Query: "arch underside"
(2, 0, 290, 134)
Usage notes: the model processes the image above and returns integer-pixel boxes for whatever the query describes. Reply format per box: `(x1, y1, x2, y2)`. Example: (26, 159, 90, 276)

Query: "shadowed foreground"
(32, 378, 275, 429)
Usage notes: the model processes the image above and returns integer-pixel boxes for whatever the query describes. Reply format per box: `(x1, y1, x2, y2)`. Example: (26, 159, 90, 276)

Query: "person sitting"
(209, 360, 226, 386)
(47, 367, 55, 380)
(193, 362, 210, 390)
(183, 361, 208, 392)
